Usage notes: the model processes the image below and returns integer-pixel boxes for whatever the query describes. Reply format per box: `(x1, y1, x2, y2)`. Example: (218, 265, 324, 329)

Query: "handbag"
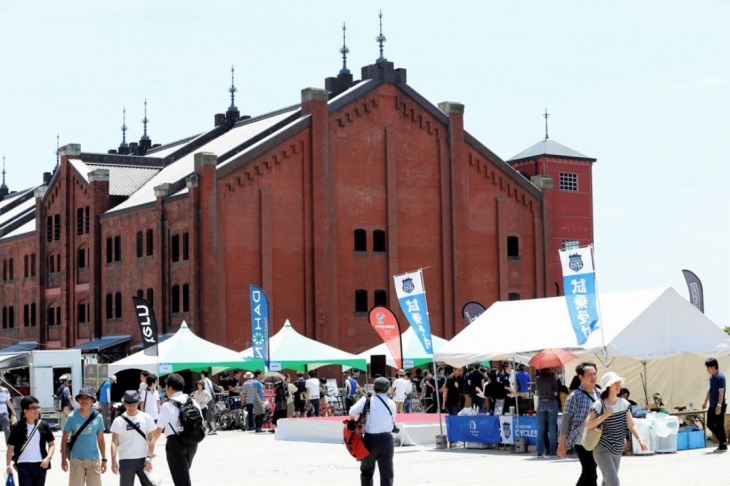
(582, 400, 604, 451)
(66, 412, 98, 455)
(343, 397, 371, 461)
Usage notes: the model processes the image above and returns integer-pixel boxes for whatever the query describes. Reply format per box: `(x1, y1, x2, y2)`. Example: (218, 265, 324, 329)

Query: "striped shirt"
(592, 398, 629, 455)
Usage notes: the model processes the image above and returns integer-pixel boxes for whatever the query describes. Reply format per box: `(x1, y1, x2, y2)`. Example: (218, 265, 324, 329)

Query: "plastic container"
(676, 430, 689, 451)
(688, 428, 705, 449)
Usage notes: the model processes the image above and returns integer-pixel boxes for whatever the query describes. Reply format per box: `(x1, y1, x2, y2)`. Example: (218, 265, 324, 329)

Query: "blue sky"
(1, 1, 728, 327)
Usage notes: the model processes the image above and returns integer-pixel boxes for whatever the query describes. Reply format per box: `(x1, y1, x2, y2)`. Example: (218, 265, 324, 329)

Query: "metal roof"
(0, 341, 38, 354)
(72, 335, 131, 352)
(69, 159, 161, 196)
(508, 139, 594, 163)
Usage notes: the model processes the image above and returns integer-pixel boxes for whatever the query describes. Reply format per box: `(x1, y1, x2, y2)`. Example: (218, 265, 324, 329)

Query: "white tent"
(108, 322, 261, 375)
(435, 287, 730, 409)
(354, 327, 449, 369)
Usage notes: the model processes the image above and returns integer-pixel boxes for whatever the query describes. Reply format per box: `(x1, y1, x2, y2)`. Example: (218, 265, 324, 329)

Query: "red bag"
(343, 419, 370, 460)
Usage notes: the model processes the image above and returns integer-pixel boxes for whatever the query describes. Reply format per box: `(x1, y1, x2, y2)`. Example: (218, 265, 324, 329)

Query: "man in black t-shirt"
(467, 366, 486, 411)
(442, 368, 462, 415)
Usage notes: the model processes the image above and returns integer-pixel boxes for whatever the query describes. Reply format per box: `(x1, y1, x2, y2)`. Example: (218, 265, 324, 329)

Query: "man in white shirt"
(305, 370, 321, 417)
(110, 390, 157, 486)
(139, 375, 161, 423)
(349, 377, 397, 486)
(0, 380, 16, 445)
(390, 370, 410, 413)
(151, 373, 201, 486)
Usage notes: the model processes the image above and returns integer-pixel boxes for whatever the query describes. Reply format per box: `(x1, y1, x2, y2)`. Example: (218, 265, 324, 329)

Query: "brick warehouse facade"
(0, 59, 595, 358)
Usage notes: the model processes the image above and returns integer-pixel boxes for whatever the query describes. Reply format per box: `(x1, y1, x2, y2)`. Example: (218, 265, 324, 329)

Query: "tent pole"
(432, 357, 444, 436)
(513, 355, 520, 450)
(590, 245, 608, 371)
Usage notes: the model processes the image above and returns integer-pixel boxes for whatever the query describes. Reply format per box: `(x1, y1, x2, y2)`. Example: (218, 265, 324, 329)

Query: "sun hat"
(373, 377, 391, 393)
(397, 369, 406, 376)
(244, 371, 253, 379)
(600, 371, 624, 390)
(109, 374, 117, 382)
(75, 387, 97, 402)
(122, 390, 140, 404)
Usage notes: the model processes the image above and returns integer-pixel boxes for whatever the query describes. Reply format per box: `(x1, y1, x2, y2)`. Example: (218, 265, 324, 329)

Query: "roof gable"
(509, 139, 595, 163)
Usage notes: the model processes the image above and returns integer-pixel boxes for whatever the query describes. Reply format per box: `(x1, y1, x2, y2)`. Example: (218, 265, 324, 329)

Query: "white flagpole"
(589, 244, 607, 371)
(417, 269, 444, 437)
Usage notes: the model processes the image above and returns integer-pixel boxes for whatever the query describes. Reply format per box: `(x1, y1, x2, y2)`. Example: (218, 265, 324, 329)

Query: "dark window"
(171, 235, 180, 262)
(24, 255, 28, 278)
(48, 255, 55, 274)
(54, 215, 60, 240)
(354, 229, 366, 252)
(355, 289, 368, 313)
(182, 284, 190, 312)
(8, 307, 13, 328)
(30, 254, 35, 277)
(171, 285, 180, 313)
(78, 247, 86, 269)
(182, 232, 189, 261)
(30, 303, 36, 326)
(24, 304, 29, 327)
(78, 302, 87, 323)
(47, 306, 55, 326)
(114, 236, 122, 262)
(507, 236, 519, 258)
(106, 238, 112, 263)
(56, 255, 60, 272)
(374, 289, 387, 307)
(146, 229, 154, 256)
(146, 288, 154, 306)
(8, 259, 12, 280)
(77, 208, 84, 235)
(508, 293, 520, 301)
(136, 289, 144, 298)
(373, 230, 386, 253)
(56, 307, 61, 326)
(137, 231, 144, 258)
(2, 260, 6, 281)
(46, 216, 53, 243)
(84, 206, 90, 233)
(106, 294, 113, 319)
(2, 307, 6, 329)
(114, 292, 122, 319)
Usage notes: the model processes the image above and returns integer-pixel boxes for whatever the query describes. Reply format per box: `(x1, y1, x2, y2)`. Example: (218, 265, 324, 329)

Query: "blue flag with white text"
(559, 247, 600, 345)
(249, 284, 270, 368)
(394, 270, 434, 355)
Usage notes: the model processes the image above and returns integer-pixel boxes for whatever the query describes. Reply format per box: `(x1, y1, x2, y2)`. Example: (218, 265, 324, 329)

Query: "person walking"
(557, 362, 599, 486)
(344, 371, 360, 415)
(199, 370, 218, 435)
(241, 372, 256, 430)
(60, 387, 107, 486)
(305, 370, 321, 417)
(349, 377, 397, 486)
(285, 374, 297, 418)
(98, 375, 116, 433)
(702, 357, 727, 452)
(535, 367, 559, 458)
(139, 375, 161, 423)
(586, 372, 647, 486)
(0, 380, 16, 446)
(391, 370, 410, 413)
(110, 391, 157, 486)
(5, 396, 55, 486)
(56, 377, 74, 431)
(152, 373, 201, 486)
(191, 381, 215, 435)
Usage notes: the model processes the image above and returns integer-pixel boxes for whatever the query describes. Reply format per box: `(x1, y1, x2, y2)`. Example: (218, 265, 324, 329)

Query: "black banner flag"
(682, 269, 704, 314)
(132, 297, 160, 356)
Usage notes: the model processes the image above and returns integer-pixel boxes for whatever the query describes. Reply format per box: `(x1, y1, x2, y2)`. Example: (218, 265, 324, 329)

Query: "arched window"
(507, 236, 519, 259)
(508, 293, 520, 301)
(355, 290, 368, 313)
(374, 289, 387, 307)
(77, 246, 86, 269)
(354, 229, 367, 252)
(373, 230, 386, 253)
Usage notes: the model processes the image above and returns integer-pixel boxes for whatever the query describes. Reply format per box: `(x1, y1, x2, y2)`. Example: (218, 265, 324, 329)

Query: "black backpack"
(296, 378, 306, 394)
(171, 396, 206, 445)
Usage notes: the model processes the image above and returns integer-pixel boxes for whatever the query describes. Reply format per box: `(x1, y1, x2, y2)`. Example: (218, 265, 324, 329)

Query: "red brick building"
(0, 59, 595, 359)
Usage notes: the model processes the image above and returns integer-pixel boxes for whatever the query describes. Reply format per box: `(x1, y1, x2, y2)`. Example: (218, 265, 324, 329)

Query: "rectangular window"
(56, 307, 61, 326)
(373, 230, 386, 253)
(114, 236, 122, 262)
(54, 214, 60, 240)
(171, 285, 180, 313)
(146, 288, 154, 306)
(48, 255, 55, 274)
(9, 307, 14, 328)
(78, 248, 86, 269)
(2, 307, 6, 329)
(24, 304, 29, 327)
(374, 289, 387, 307)
(182, 232, 189, 261)
(77, 208, 84, 235)
(56, 255, 60, 272)
(171, 235, 180, 262)
(182, 284, 190, 312)
(561, 239, 579, 250)
(8, 258, 13, 280)
(106, 294, 113, 320)
(84, 206, 90, 233)
(106, 237, 112, 263)
(559, 172, 578, 192)
(31, 303, 36, 326)
(146, 229, 154, 256)
(78, 302, 87, 323)
(24, 255, 28, 278)
(47, 307, 54, 326)
(355, 290, 368, 313)
(46, 216, 53, 243)
(30, 254, 36, 277)
(114, 292, 122, 319)
(137, 231, 144, 258)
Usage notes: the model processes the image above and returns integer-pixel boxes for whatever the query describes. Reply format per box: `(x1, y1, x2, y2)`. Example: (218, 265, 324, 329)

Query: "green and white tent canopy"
(239, 319, 367, 371)
(108, 322, 263, 375)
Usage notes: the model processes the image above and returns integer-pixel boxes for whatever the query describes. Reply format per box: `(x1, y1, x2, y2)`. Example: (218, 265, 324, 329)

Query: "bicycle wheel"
(218, 412, 231, 430)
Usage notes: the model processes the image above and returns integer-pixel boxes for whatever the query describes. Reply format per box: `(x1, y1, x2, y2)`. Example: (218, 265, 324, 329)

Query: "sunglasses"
(27, 405, 41, 410)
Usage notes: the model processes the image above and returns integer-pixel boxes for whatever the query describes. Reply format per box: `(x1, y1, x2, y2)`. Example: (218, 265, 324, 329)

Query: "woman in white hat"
(586, 371, 647, 486)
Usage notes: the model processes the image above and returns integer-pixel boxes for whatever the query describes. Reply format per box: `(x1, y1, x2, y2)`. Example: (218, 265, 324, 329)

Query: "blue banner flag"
(394, 270, 434, 354)
(559, 246, 600, 345)
(249, 284, 270, 368)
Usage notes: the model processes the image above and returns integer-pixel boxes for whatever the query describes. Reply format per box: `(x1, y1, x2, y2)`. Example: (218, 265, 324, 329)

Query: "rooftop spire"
(375, 10, 387, 63)
(228, 65, 238, 111)
(339, 22, 350, 75)
(1, 154, 6, 187)
(141, 99, 150, 141)
(543, 108, 550, 140)
(120, 107, 128, 148)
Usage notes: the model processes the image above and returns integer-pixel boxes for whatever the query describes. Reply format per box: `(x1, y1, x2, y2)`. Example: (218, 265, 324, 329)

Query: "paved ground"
(2, 428, 724, 485)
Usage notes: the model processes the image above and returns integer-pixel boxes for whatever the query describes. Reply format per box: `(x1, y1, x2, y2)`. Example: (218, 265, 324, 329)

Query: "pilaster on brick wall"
(194, 151, 218, 341)
(532, 175, 555, 295)
(301, 88, 329, 116)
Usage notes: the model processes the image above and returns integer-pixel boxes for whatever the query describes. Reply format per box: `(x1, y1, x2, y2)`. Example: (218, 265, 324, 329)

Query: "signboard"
(159, 363, 172, 374)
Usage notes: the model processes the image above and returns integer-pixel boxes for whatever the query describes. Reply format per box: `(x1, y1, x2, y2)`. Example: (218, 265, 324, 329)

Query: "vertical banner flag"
(682, 269, 704, 313)
(394, 270, 433, 355)
(249, 285, 270, 369)
(559, 246, 600, 345)
(368, 306, 403, 370)
(132, 297, 159, 356)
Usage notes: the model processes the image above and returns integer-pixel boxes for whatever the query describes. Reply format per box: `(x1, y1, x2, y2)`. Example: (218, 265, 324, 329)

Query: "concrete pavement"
(2, 428, 724, 485)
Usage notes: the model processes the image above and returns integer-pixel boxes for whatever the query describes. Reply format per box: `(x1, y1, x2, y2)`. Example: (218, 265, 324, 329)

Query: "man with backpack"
(56, 376, 74, 431)
(152, 373, 204, 486)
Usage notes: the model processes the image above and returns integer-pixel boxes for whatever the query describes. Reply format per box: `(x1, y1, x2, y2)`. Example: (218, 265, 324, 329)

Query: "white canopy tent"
(353, 327, 449, 369)
(435, 287, 730, 409)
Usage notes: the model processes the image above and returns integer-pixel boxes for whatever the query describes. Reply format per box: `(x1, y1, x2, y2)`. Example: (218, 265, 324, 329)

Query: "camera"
(392, 426, 400, 433)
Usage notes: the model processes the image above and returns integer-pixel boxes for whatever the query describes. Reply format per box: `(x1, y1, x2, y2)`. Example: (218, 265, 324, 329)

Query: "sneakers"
(207, 430, 217, 435)
(713, 445, 727, 453)
(536, 454, 546, 459)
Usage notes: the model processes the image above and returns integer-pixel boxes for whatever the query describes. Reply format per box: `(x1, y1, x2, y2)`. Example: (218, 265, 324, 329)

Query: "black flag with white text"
(132, 297, 160, 356)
